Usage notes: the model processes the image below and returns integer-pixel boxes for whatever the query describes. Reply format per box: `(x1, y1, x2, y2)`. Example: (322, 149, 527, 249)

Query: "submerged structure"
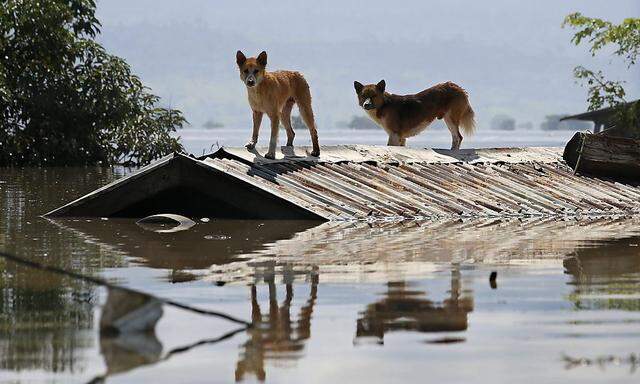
(561, 99, 640, 134)
(564, 132, 640, 180)
(46, 145, 640, 221)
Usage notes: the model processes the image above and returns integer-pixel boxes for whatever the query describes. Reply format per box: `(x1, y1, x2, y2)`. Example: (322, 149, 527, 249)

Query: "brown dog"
(354, 80, 475, 149)
(236, 50, 320, 158)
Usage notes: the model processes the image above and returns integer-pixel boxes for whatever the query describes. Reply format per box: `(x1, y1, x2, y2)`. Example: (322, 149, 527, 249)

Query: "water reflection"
(0, 167, 126, 377)
(85, 281, 250, 383)
(210, 217, 640, 283)
(4, 167, 640, 382)
(564, 235, 640, 311)
(49, 218, 318, 272)
(0, 278, 95, 374)
(563, 353, 640, 373)
(93, 332, 163, 382)
(235, 265, 318, 382)
(48, 215, 640, 280)
(355, 269, 473, 344)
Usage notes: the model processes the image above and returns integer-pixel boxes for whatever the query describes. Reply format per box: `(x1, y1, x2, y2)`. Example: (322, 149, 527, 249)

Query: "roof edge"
(201, 145, 563, 165)
(43, 152, 187, 217)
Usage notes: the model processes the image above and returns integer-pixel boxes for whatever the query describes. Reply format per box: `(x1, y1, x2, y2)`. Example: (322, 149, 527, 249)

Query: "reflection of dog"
(236, 50, 320, 159)
(354, 80, 475, 149)
(235, 272, 318, 382)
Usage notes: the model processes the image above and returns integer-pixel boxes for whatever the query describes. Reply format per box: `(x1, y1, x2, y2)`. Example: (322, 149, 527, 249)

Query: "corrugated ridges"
(204, 156, 640, 221)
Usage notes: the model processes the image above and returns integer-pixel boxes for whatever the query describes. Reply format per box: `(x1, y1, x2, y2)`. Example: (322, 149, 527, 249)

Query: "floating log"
(563, 131, 640, 181)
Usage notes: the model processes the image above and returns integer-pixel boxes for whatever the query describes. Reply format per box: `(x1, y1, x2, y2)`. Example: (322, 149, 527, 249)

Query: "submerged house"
(45, 145, 640, 221)
(561, 100, 640, 135)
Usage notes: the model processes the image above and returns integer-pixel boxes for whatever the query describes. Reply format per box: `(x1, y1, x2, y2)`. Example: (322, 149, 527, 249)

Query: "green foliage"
(563, 13, 640, 65)
(572, 66, 626, 111)
(0, 0, 185, 166)
(615, 100, 640, 136)
(563, 13, 639, 113)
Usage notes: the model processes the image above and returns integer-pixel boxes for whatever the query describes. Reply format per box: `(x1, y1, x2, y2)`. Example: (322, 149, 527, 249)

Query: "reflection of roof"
(560, 100, 639, 122)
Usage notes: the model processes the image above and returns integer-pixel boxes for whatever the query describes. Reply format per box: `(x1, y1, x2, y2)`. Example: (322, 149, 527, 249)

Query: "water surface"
(2, 151, 640, 383)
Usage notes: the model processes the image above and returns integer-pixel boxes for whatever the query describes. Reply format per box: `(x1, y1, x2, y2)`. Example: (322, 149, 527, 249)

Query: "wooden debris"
(564, 131, 640, 180)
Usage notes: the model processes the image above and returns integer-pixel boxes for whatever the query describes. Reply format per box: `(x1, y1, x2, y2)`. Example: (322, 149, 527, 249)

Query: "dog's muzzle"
(362, 98, 375, 110)
(245, 75, 256, 87)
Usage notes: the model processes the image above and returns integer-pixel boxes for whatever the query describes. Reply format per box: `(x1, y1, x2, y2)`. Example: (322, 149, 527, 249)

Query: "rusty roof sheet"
(203, 146, 640, 221)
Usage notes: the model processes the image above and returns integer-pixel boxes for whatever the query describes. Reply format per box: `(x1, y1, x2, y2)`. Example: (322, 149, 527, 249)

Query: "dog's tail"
(459, 98, 476, 136)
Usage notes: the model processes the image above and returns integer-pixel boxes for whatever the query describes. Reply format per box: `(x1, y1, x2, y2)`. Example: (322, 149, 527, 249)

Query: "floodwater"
(2, 129, 640, 383)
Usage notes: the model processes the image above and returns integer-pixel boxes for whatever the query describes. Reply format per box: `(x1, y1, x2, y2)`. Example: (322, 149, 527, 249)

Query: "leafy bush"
(563, 13, 639, 134)
(0, 0, 185, 166)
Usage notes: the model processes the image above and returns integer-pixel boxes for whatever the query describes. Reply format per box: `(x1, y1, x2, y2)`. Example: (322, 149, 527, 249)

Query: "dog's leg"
(399, 137, 407, 146)
(444, 115, 463, 150)
(265, 113, 280, 159)
(298, 100, 320, 157)
(246, 110, 263, 150)
(292, 76, 320, 156)
(387, 132, 402, 146)
(281, 99, 296, 146)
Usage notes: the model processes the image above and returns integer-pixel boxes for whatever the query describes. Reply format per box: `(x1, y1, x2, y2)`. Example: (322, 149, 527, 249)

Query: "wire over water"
(0, 250, 251, 327)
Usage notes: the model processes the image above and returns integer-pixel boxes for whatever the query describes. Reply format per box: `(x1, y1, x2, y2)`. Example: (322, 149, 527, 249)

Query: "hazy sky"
(96, 1, 639, 129)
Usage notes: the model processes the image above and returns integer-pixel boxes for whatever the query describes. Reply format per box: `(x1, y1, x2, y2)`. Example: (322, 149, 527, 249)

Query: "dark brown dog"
(354, 80, 475, 149)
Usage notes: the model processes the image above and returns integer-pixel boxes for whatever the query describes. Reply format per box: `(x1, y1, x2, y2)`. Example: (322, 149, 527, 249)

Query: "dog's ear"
(236, 50, 246, 66)
(376, 79, 386, 93)
(354, 81, 364, 94)
(257, 51, 268, 67)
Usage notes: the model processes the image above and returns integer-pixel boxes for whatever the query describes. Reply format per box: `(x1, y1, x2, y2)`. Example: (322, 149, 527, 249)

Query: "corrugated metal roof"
(203, 145, 640, 220)
(47, 146, 640, 220)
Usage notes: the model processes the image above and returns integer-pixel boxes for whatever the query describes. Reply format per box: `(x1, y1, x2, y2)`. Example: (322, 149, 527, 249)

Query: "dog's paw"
(310, 149, 320, 157)
(264, 152, 276, 160)
(245, 141, 256, 150)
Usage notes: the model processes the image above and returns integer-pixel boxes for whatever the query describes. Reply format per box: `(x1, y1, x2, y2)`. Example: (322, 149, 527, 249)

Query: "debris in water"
(425, 337, 466, 344)
(489, 271, 498, 289)
(170, 270, 198, 283)
(204, 234, 231, 240)
(562, 353, 640, 371)
(136, 214, 196, 233)
(100, 289, 163, 335)
(0, 250, 251, 328)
